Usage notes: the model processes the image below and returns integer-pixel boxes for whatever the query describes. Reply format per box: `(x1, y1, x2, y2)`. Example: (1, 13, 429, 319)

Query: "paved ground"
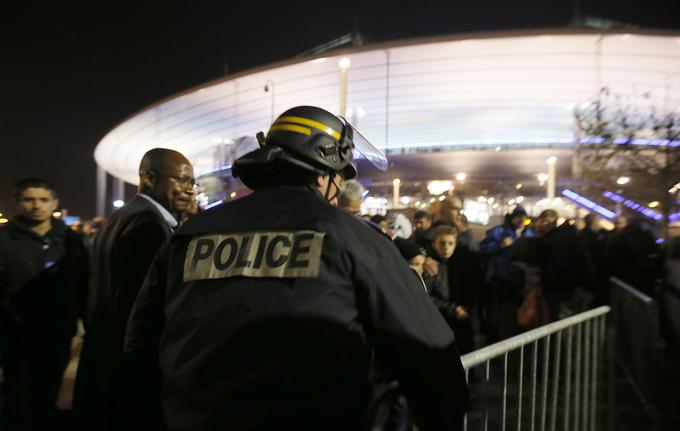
(55, 326, 679, 430)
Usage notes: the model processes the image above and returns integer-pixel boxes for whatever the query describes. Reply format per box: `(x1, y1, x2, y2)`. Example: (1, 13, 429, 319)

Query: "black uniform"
(0, 217, 88, 429)
(126, 185, 468, 431)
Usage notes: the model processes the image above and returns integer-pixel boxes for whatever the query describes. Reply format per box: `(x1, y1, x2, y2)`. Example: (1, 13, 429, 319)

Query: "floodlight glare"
(427, 180, 453, 195)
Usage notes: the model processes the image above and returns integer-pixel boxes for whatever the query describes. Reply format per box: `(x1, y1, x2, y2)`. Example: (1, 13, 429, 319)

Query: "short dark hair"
(431, 224, 457, 240)
(414, 210, 432, 221)
(14, 178, 57, 201)
(539, 209, 558, 219)
(370, 214, 388, 225)
(583, 213, 596, 227)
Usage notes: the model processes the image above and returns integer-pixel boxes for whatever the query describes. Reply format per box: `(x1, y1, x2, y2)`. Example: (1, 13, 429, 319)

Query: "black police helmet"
(233, 106, 357, 189)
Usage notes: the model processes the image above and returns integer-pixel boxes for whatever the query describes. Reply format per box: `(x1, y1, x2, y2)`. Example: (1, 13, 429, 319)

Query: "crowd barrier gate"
(460, 306, 610, 431)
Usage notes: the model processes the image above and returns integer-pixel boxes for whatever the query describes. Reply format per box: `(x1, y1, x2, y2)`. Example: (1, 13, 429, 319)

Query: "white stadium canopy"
(94, 29, 680, 185)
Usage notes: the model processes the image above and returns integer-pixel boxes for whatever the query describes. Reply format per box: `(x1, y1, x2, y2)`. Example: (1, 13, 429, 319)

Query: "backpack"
(511, 262, 550, 329)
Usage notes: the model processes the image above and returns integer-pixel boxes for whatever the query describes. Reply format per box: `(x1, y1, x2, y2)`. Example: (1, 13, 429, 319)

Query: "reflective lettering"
(183, 231, 325, 281)
(289, 233, 314, 268)
(235, 236, 252, 268)
(214, 238, 238, 270)
(191, 238, 215, 272)
(252, 235, 268, 269)
(266, 235, 291, 267)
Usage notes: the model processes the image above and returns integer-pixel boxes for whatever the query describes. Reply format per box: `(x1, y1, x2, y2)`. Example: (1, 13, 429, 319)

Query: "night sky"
(2, 1, 679, 219)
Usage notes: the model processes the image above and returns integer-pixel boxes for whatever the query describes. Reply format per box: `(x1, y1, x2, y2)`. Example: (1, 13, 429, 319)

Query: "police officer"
(125, 106, 468, 430)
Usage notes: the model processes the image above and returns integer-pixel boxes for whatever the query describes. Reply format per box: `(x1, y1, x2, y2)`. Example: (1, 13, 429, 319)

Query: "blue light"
(602, 191, 663, 221)
(580, 137, 680, 147)
(361, 189, 370, 198)
(199, 164, 233, 177)
(602, 191, 625, 203)
(204, 200, 224, 210)
(561, 189, 618, 219)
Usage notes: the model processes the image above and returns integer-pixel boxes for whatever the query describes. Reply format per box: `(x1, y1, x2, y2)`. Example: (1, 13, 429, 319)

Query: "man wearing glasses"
(74, 148, 195, 430)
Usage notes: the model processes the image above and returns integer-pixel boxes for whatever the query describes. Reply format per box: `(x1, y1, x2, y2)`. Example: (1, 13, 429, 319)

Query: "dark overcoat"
(73, 195, 172, 429)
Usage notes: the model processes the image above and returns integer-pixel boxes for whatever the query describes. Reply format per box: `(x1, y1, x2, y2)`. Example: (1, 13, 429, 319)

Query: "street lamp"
(616, 176, 630, 185)
(392, 178, 401, 208)
(546, 156, 557, 200)
(338, 58, 351, 117)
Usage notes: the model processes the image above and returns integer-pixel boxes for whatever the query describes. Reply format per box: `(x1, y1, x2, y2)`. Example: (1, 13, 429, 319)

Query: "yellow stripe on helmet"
(275, 116, 341, 140)
(269, 124, 312, 136)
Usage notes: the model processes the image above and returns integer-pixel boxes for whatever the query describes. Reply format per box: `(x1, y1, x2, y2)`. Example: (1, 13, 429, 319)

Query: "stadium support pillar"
(96, 165, 107, 216)
(547, 156, 557, 200)
(112, 177, 125, 208)
(338, 58, 350, 117)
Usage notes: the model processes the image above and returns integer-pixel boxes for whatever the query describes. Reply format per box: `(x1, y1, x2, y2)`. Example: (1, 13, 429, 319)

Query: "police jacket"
(0, 217, 87, 339)
(126, 185, 468, 431)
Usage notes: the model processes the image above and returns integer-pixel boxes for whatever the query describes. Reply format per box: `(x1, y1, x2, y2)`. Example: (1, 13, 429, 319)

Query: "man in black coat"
(0, 178, 88, 430)
(535, 210, 596, 320)
(74, 148, 195, 430)
(606, 217, 660, 297)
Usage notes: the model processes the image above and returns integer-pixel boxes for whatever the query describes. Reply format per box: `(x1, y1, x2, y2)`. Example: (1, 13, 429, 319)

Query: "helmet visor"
(343, 119, 388, 171)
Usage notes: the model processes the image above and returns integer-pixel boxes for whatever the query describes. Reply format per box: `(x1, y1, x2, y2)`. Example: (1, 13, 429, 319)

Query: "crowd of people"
(340, 185, 663, 347)
(0, 105, 666, 430)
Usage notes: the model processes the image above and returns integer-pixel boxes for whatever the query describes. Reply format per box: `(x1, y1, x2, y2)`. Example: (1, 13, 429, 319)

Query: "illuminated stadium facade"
(94, 29, 680, 216)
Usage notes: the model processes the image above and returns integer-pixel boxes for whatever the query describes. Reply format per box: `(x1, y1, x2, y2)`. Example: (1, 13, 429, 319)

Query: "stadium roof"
(94, 29, 680, 184)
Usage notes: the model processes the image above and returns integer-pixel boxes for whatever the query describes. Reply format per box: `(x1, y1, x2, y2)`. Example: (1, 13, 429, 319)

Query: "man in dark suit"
(74, 148, 195, 430)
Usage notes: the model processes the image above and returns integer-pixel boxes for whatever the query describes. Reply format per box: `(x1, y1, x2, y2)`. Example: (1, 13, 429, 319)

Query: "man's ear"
(315, 174, 328, 189)
(140, 170, 156, 190)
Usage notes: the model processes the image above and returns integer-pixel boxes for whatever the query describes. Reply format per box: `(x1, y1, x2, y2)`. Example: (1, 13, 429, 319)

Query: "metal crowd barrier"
(608, 277, 663, 427)
(460, 306, 610, 431)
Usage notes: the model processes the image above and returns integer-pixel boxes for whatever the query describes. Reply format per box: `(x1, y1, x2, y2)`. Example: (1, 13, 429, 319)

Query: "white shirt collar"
(138, 193, 178, 229)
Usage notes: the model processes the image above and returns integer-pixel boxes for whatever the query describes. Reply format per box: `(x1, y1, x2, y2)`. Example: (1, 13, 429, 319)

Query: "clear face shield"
(340, 117, 389, 172)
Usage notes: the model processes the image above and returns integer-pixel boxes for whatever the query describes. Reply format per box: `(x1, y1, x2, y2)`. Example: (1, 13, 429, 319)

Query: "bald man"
(74, 148, 195, 430)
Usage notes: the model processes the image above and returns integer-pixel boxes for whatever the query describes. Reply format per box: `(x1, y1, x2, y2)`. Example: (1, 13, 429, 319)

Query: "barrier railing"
(460, 306, 610, 431)
(608, 277, 663, 428)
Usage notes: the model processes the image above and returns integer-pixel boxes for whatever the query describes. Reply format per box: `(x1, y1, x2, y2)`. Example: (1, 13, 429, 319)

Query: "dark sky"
(2, 0, 679, 219)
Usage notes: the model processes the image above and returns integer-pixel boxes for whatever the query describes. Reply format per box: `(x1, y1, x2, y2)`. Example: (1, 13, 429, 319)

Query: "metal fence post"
(517, 345, 525, 431)
(574, 323, 582, 431)
(564, 326, 573, 431)
(549, 331, 562, 431)
(530, 340, 538, 431)
(541, 335, 551, 431)
(605, 314, 614, 431)
(583, 319, 591, 430)
(457, 307, 610, 431)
